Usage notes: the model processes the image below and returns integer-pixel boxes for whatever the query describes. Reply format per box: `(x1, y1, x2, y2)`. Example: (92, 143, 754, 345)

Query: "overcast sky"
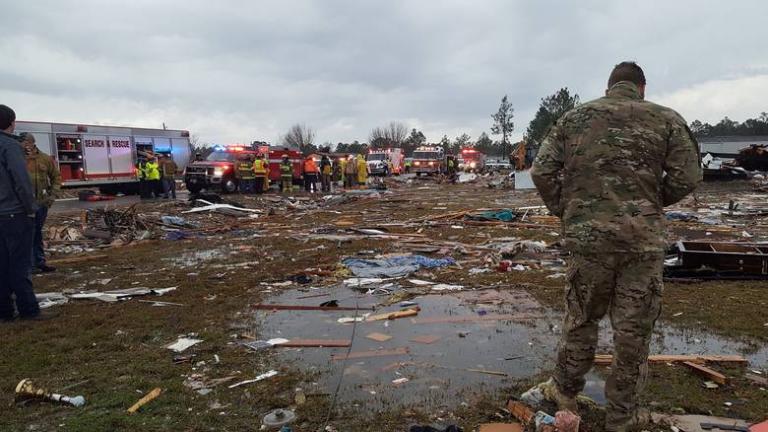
(1, 1, 766, 146)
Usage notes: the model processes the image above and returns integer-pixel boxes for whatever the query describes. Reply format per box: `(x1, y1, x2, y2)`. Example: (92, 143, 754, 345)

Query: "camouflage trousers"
(554, 252, 664, 431)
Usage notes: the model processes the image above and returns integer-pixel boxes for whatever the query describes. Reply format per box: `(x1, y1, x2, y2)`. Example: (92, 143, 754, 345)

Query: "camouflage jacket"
(26, 150, 61, 208)
(531, 81, 702, 253)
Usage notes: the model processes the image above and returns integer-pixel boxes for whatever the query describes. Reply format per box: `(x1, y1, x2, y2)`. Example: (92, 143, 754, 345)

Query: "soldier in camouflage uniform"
(529, 62, 702, 431)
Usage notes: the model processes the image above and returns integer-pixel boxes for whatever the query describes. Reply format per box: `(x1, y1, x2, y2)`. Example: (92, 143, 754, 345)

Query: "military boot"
(606, 407, 653, 432)
(523, 378, 578, 412)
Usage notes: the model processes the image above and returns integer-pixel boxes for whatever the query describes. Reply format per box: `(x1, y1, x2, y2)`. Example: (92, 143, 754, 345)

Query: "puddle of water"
(254, 284, 767, 412)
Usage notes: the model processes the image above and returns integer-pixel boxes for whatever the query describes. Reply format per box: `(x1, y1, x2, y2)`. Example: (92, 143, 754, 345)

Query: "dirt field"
(1, 177, 766, 431)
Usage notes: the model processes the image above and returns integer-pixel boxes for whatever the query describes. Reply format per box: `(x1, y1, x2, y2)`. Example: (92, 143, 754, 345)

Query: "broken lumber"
(594, 354, 747, 366)
(411, 313, 541, 324)
(47, 254, 108, 265)
(127, 387, 162, 414)
(274, 339, 351, 348)
(366, 307, 420, 321)
(506, 399, 535, 424)
(331, 347, 409, 361)
(252, 304, 374, 311)
(683, 361, 727, 385)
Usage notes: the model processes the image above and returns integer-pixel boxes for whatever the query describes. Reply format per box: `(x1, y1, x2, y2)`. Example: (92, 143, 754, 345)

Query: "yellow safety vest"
(145, 162, 161, 180)
(253, 159, 268, 175)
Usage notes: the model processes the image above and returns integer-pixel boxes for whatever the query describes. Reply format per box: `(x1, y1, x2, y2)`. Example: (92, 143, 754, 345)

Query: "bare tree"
(369, 121, 408, 148)
(281, 123, 316, 154)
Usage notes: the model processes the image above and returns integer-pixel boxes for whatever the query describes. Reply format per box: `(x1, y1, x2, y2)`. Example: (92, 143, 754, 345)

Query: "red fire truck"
(184, 144, 303, 193)
(459, 148, 487, 172)
(411, 146, 444, 176)
(14, 121, 192, 194)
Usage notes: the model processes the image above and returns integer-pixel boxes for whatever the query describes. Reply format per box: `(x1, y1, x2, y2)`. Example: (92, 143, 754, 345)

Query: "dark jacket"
(0, 131, 36, 216)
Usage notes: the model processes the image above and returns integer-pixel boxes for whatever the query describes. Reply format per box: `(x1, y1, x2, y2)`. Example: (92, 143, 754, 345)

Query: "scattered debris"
(166, 337, 203, 353)
(15, 379, 86, 408)
(683, 361, 728, 385)
(228, 370, 279, 389)
(594, 354, 747, 365)
(366, 332, 393, 342)
(127, 387, 162, 413)
(331, 347, 409, 361)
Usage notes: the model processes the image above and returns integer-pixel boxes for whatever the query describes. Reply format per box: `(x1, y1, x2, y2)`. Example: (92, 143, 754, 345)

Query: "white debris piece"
(431, 284, 463, 291)
(227, 370, 279, 389)
(166, 337, 204, 353)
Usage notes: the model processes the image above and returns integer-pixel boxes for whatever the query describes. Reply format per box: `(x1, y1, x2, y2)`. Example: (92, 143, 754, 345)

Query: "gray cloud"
(2, 0, 767, 145)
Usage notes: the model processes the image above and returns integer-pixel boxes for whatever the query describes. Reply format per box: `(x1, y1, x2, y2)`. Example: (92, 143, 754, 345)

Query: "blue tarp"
(466, 209, 516, 222)
(342, 255, 456, 278)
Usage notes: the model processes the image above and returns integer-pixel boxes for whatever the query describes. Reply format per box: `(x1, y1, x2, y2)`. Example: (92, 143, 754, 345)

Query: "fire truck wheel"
(221, 177, 238, 194)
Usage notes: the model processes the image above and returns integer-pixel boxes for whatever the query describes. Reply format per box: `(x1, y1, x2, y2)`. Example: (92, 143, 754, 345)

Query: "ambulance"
(14, 121, 192, 194)
(366, 148, 404, 176)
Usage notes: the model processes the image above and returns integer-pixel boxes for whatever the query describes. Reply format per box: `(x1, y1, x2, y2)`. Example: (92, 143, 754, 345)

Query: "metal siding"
(82, 135, 111, 175)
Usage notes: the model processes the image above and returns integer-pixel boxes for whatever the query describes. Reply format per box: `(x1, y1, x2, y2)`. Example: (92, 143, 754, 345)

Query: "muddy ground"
(1, 177, 766, 431)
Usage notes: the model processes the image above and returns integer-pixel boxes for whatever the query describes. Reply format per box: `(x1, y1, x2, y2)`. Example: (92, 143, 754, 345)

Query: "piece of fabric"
(32, 205, 48, 267)
(554, 251, 663, 431)
(531, 81, 702, 254)
(0, 132, 36, 216)
(466, 209, 516, 222)
(343, 255, 455, 278)
(0, 214, 39, 319)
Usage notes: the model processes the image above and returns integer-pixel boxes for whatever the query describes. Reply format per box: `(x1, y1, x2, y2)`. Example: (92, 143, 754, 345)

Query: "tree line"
(690, 113, 768, 138)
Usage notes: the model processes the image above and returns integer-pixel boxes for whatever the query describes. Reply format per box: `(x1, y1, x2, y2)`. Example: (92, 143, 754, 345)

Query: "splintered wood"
(593, 354, 747, 366)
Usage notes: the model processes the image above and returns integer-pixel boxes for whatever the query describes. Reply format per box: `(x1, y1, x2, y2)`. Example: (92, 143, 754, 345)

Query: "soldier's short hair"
(0, 104, 16, 130)
(608, 61, 646, 88)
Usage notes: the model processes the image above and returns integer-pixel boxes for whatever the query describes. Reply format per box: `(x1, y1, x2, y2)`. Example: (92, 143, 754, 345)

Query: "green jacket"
(531, 81, 702, 254)
(26, 150, 61, 207)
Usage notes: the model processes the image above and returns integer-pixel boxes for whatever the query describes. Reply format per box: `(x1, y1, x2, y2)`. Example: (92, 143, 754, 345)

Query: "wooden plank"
(331, 347, 409, 361)
(682, 361, 727, 384)
(506, 400, 535, 424)
(252, 304, 373, 311)
(411, 313, 541, 324)
(274, 339, 351, 348)
(366, 308, 420, 322)
(594, 354, 747, 366)
(127, 387, 162, 414)
(48, 254, 108, 265)
(409, 335, 442, 344)
(479, 423, 523, 432)
(365, 332, 393, 342)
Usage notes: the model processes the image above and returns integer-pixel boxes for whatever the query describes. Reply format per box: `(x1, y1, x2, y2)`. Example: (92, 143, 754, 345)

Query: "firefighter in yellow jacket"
(356, 154, 367, 186)
(253, 153, 269, 194)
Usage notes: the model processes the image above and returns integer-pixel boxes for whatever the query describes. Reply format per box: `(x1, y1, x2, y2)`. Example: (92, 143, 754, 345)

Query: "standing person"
(302, 155, 319, 193)
(356, 154, 367, 187)
(280, 155, 293, 193)
(446, 154, 457, 183)
(343, 155, 356, 188)
(160, 154, 178, 199)
(252, 153, 268, 194)
(19, 133, 60, 273)
(261, 153, 271, 193)
(332, 157, 342, 188)
(529, 62, 701, 431)
(0, 105, 41, 321)
(144, 154, 162, 198)
(137, 158, 150, 199)
(236, 153, 255, 193)
(320, 155, 332, 193)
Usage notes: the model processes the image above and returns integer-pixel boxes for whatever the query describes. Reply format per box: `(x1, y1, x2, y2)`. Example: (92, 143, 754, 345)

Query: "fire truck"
(459, 148, 487, 172)
(411, 146, 444, 176)
(14, 121, 192, 194)
(366, 148, 405, 176)
(184, 144, 303, 193)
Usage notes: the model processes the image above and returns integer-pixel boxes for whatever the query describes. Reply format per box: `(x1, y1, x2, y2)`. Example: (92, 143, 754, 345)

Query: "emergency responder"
(280, 155, 293, 193)
(194, 152, 204, 162)
(253, 153, 268, 194)
(0, 104, 41, 321)
(137, 158, 150, 199)
(260, 153, 270, 192)
(144, 154, 162, 198)
(332, 156, 342, 187)
(404, 158, 412, 173)
(343, 155, 356, 188)
(236, 153, 256, 193)
(446, 153, 457, 183)
(19, 133, 60, 273)
(529, 62, 701, 432)
(160, 154, 178, 199)
(320, 154, 332, 193)
(355, 154, 367, 187)
(302, 154, 319, 193)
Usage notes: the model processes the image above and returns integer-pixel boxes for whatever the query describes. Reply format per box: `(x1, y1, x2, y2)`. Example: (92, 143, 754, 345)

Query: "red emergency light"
(227, 145, 246, 152)
(462, 148, 477, 154)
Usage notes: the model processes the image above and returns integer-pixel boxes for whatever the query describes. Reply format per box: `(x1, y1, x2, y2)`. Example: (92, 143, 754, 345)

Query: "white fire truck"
(366, 148, 404, 176)
(14, 121, 192, 193)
